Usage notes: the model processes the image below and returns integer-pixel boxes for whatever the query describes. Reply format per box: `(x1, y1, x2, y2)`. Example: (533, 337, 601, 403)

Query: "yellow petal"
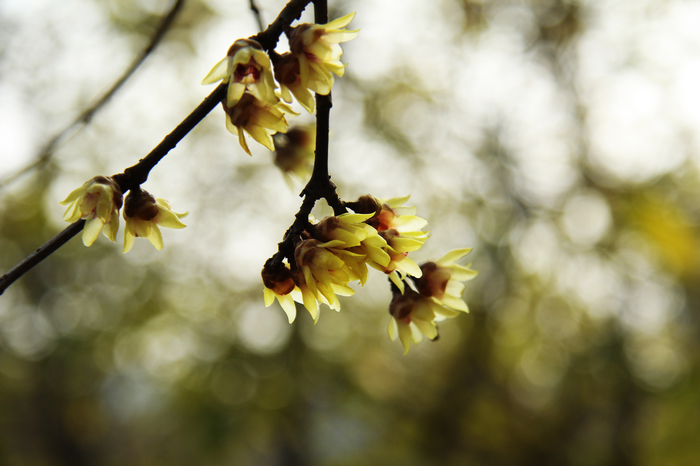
(156, 208, 187, 229)
(323, 12, 356, 30)
(440, 295, 469, 312)
(397, 321, 412, 355)
(245, 126, 275, 151)
(60, 186, 86, 205)
(413, 318, 438, 341)
(147, 225, 164, 250)
(201, 57, 231, 85)
(437, 248, 472, 266)
(389, 271, 404, 294)
(396, 257, 422, 278)
(388, 318, 398, 341)
(279, 293, 297, 323)
(82, 216, 103, 247)
(227, 83, 246, 106)
(264, 287, 275, 307)
(237, 128, 252, 155)
(122, 230, 135, 253)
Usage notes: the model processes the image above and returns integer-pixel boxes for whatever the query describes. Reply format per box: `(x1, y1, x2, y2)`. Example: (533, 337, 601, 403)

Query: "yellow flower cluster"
(262, 195, 477, 354)
(261, 195, 429, 324)
(202, 14, 358, 154)
(389, 249, 478, 354)
(60, 177, 186, 252)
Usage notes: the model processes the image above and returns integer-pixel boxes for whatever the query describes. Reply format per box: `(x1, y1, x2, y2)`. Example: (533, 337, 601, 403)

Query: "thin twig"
(0, 0, 186, 194)
(0, 82, 225, 296)
(0, 0, 314, 296)
(0, 221, 86, 295)
(250, 0, 265, 32)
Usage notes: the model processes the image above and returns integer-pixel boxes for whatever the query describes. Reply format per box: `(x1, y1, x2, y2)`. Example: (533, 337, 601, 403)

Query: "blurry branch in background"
(0, 0, 186, 194)
(249, 0, 265, 33)
(0, 0, 315, 296)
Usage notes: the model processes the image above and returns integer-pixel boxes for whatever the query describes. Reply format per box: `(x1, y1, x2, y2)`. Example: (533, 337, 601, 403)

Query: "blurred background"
(1, 0, 700, 464)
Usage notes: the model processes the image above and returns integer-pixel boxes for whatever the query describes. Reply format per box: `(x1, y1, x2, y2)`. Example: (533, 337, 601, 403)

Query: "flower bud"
(122, 189, 187, 253)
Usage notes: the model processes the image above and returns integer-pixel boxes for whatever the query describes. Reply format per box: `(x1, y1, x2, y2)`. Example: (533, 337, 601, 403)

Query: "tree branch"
(268, 0, 346, 269)
(0, 0, 315, 296)
(0, 221, 85, 296)
(0, 0, 186, 193)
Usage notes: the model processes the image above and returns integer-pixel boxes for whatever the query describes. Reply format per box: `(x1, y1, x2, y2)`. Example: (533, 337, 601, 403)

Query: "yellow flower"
(202, 39, 278, 107)
(290, 268, 320, 321)
(273, 53, 316, 113)
(415, 248, 478, 314)
(345, 195, 429, 292)
(372, 228, 430, 292)
(294, 238, 355, 317)
(273, 125, 315, 187)
(314, 213, 374, 248)
(388, 288, 439, 355)
(224, 93, 296, 156)
(60, 176, 123, 247)
(262, 260, 298, 323)
(366, 195, 428, 234)
(122, 189, 187, 253)
(288, 12, 359, 96)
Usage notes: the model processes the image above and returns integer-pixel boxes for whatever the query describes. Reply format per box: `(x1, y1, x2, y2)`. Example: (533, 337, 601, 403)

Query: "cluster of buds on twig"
(262, 195, 477, 353)
(60, 177, 186, 252)
(201, 13, 358, 157)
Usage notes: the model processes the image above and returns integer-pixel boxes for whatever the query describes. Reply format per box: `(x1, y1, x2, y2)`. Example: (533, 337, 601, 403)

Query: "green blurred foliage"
(2, 0, 700, 465)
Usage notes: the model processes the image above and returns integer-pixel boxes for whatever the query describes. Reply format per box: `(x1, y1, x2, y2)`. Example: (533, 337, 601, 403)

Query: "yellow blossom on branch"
(262, 260, 298, 323)
(122, 189, 187, 253)
(388, 288, 439, 355)
(294, 238, 356, 316)
(274, 53, 316, 113)
(314, 213, 374, 248)
(346, 195, 429, 292)
(415, 248, 478, 314)
(224, 93, 297, 155)
(273, 125, 315, 187)
(372, 228, 430, 292)
(202, 39, 278, 107)
(366, 195, 428, 233)
(60, 176, 123, 247)
(387, 248, 478, 354)
(288, 12, 359, 99)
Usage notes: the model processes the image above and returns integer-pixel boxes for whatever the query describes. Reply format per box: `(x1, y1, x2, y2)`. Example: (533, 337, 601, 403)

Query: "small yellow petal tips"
(60, 176, 123, 247)
(278, 12, 358, 111)
(122, 188, 187, 253)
